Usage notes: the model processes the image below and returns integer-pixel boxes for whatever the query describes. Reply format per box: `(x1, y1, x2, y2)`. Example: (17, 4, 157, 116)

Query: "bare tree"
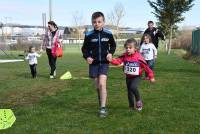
(72, 11, 84, 47)
(107, 3, 125, 43)
(0, 22, 4, 41)
(107, 12, 115, 26)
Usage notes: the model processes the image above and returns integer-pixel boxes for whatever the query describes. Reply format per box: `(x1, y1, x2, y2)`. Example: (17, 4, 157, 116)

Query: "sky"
(0, 0, 199, 28)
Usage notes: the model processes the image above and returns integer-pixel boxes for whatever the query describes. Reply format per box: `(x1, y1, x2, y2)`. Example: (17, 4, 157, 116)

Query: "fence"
(191, 29, 200, 55)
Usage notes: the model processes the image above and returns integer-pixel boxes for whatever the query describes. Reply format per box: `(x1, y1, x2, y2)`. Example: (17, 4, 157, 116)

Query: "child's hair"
(92, 12, 105, 21)
(124, 38, 139, 49)
(142, 33, 152, 43)
(28, 46, 35, 53)
(48, 21, 58, 29)
(148, 20, 154, 24)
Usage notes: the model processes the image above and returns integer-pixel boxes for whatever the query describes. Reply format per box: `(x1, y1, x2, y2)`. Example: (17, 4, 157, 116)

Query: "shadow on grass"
(15, 72, 51, 79)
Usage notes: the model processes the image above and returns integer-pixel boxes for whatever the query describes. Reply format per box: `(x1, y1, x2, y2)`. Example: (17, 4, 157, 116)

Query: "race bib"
(124, 61, 140, 75)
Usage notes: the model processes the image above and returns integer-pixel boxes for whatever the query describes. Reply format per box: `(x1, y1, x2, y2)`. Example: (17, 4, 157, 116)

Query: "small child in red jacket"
(110, 38, 155, 111)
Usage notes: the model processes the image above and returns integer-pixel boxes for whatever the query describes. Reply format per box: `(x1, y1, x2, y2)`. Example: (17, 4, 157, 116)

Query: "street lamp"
(49, 0, 52, 21)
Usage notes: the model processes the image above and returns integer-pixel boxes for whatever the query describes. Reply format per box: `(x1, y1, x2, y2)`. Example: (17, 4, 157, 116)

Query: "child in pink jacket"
(110, 38, 155, 111)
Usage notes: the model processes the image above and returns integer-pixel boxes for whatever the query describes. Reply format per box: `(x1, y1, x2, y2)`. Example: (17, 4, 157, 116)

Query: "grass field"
(0, 45, 200, 133)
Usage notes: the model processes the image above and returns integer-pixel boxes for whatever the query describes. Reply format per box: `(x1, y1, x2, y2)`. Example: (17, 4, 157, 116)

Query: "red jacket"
(111, 52, 154, 79)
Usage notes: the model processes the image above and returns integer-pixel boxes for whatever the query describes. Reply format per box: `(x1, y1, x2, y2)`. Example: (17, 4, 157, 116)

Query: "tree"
(148, 0, 194, 54)
(72, 11, 84, 47)
(0, 22, 5, 41)
(107, 3, 125, 42)
(156, 19, 178, 51)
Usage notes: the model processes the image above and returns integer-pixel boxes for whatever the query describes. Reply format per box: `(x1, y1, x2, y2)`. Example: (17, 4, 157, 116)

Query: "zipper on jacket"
(98, 32, 101, 64)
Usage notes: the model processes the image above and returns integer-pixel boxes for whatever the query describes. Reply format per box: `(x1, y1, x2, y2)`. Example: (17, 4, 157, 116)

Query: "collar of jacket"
(124, 52, 146, 63)
(147, 27, 156, 32)
(93, 28, 104, 33)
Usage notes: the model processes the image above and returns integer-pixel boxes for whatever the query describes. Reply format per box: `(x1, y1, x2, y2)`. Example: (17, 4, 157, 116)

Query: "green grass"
(0, 45, 200, 134)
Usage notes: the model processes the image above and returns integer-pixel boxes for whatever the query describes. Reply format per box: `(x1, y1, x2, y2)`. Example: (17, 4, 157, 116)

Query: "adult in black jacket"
(141, 21, 165, 49)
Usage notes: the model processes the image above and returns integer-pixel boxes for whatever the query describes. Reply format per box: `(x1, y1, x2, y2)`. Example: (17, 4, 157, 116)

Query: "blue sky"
(0, 0, 199, 28)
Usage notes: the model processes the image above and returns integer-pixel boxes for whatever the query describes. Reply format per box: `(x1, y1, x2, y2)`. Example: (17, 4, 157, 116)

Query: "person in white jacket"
(25, 46, 41, 78)
(140, 34, 157, 80)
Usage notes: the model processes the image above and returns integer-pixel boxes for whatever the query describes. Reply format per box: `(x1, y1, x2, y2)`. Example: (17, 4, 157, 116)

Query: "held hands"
(106, 53, 112, 62)
(39, 49, 43, 53)
(117, 63, 124, 67)
(38, 48, 43, 55)
(87, 53, 112, 64)
(87, 57, 94, 64)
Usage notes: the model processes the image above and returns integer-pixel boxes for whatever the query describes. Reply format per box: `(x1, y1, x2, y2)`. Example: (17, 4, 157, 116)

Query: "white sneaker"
(99, 108, 107, 117)
(137, 107, 142, 111)
(53, 70, 56, 77)
(50, 75, 54, 79)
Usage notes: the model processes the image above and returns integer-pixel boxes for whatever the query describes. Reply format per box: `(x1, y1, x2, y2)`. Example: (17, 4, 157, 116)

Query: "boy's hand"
(150, 78, 156, 83)
(106, 53, 112, 62)
(87, 57, 94, 64)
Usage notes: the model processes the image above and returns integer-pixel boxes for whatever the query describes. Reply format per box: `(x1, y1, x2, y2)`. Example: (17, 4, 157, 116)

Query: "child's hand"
(150, 78, 156, 83)
(117, 63, 124, 67)
(106, 53, 112, 62)
(87, 57, 94, 64)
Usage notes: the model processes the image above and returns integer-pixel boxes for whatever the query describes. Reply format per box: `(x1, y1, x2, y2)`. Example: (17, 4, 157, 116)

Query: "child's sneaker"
(136, 100, 143, 111)
(50, 75, 54, 79)
(53, 70, 56, 77)
(99, 107, 107, 117)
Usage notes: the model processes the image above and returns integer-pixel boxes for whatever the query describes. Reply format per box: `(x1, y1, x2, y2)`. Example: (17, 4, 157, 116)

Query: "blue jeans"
(145, 59, 155, 77)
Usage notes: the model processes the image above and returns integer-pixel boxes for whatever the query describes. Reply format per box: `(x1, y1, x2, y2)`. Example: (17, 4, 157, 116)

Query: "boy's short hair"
(92, 12, 105, 21)
(124, 38, 138, 49)
(148, 21, 154, 24)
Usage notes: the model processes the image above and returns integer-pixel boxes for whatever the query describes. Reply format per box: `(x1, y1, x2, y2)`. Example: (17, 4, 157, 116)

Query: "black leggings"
(29, 64, 37, 78)
(126, 76, 141, 108)
(46, 48, 57, 75)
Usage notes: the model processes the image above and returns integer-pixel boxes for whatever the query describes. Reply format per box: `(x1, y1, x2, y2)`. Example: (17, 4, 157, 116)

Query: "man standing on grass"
(141, 21, 165, 49)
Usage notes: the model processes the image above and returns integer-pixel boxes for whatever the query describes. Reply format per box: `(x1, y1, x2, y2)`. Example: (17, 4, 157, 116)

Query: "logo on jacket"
(125, 61, 139, 67)
(91, 38, 98, 42)
(101, 38, 109, 42)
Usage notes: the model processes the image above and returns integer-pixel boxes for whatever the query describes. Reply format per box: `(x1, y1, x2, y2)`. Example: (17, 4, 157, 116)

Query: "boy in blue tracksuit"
(81, 11, 116, 117)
